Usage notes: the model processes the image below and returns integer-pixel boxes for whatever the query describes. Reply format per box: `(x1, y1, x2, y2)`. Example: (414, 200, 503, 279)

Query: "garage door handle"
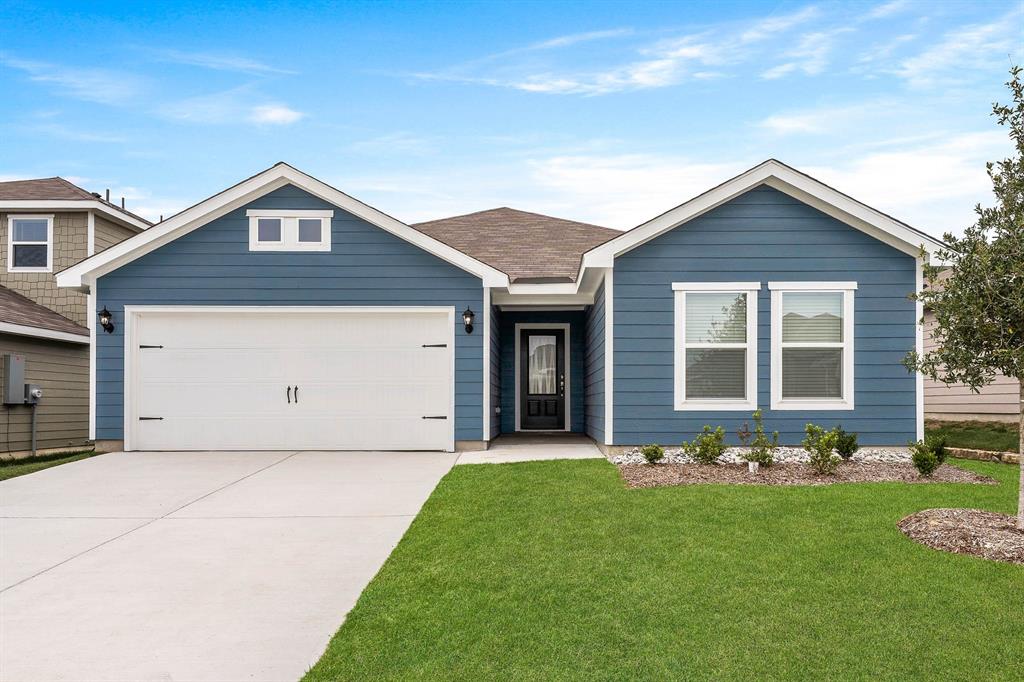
(421, 343, 447, 348)
(294, 385, 299, 403)
(287, 386, 291, 404)
(422, 415, 447, 420)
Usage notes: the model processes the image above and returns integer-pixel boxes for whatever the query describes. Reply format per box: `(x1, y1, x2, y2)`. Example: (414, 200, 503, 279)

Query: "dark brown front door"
(520, 329, 565, 430)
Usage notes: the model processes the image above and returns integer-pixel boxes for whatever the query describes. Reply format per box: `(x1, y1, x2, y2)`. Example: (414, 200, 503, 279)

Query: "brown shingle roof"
(412, 207, 620, 282)
(0, 286, 89, 337)
(0, 177, 151, 228)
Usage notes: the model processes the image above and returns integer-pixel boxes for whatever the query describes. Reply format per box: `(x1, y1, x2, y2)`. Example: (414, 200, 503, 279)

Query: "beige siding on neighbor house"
(923, 312, 1020, 422)
(0, 333, 90, 454)
(94, 214, 138, 252)
(0, 211, 89, 326)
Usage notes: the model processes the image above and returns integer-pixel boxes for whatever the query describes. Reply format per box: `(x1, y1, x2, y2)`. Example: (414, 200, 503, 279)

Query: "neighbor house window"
(769, 282, 856, 410)
(7, 215, 54, 273)
(673, 282, 760, 411)
(246, 210, 333, 252)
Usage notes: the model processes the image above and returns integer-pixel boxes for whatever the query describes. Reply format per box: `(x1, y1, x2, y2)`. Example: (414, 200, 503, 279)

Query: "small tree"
(904, 66, 1024, 529)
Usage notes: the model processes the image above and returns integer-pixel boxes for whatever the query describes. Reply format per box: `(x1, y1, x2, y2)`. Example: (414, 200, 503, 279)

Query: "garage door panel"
(130, 309, 453, 451)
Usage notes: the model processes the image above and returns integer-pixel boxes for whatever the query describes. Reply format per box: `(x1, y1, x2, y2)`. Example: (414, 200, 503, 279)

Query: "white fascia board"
(0, 200, 150, 231)
(0, 321, 90, 344)
(581, 160, 946, 269)
(491, 292, 595, 306)
(56, 163, 509, 289)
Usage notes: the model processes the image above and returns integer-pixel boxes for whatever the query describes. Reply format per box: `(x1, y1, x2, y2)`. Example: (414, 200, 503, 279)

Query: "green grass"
(926, 420, 1020, 453)
(306, 458, 1022, 681)
(0, 450, 98, 481)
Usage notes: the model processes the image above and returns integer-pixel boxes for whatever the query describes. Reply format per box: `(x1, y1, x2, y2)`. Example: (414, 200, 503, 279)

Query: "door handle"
(294, 385, 299, 403)
(287, 386, 291, 404)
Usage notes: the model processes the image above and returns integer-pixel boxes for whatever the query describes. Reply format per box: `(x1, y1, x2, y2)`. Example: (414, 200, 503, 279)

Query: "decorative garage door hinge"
(421, 343, 447, 348)
(421, 415, 448, 420)
(138, 416, 164, 420)
(139, 345, 164, 349)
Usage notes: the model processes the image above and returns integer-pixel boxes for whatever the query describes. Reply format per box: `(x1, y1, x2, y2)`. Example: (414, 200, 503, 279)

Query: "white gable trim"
(56, 163, 510, 290)
(0, 321, 89, 344)
(581, 159, 945, 270)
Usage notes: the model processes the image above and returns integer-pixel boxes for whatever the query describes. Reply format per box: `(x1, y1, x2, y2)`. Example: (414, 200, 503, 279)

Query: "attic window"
(7, 215, 53, 273)
(246, 210, 333, 252)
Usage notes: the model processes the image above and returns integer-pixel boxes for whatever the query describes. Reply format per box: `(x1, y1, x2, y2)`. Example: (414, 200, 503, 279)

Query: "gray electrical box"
(3, 354, 26, 405)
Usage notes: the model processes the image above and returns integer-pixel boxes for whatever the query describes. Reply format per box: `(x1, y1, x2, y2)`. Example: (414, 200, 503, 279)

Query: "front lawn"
(307, 458, 1022, 681)
(926, 420, 1019, 453)
(0, 450, 98, 481)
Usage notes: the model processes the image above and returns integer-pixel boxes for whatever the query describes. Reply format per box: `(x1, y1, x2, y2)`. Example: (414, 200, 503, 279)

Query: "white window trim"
(673, 282, 760, 411)
(6, 214, 54, 273)
(246, 209, 333, 252)
(769, 282, 856, 411)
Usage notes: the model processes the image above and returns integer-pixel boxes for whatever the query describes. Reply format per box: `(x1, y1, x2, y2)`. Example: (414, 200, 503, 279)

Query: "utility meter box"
(25, 384, 42, 404)
(3, 354, 26, 405)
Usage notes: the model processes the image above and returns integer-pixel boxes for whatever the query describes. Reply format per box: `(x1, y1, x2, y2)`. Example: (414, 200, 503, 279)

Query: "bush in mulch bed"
(618, 462, 998, 489)
(898, 508, 1024, 565)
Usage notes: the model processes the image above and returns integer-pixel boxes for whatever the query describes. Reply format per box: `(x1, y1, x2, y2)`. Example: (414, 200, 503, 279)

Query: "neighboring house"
(56, 160, 944, 453)
(0, 178, 150, 455)
(923, 270, 1020, 423)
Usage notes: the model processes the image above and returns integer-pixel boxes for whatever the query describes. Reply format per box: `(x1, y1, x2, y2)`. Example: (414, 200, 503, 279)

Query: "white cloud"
(739, 6, 820, 43)
(249, 104, 304, 125)
(28, 122, 126, 143)
(863, 0, 910, 20)
(761, 28, 852, 79)
(895, 10, 1023, 87)
(1, 56, 144, 105)
(530, 29, 635, 50)
(154, 49, 296, 75)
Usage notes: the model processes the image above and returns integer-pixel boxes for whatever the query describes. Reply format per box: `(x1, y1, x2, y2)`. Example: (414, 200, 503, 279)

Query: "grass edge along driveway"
(306, 458, 1022, 681)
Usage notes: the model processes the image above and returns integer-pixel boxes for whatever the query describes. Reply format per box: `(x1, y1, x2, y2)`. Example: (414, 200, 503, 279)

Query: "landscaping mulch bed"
(898, 508, 1024, 565)
(619, 462, 998, 489)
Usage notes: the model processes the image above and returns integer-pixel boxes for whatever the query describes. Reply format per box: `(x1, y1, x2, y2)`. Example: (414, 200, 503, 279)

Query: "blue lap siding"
(612, 185, 917, 446)
(499, 310, 586, 434)
(584, 280, 606, 443)
(95, 184, 483, 443)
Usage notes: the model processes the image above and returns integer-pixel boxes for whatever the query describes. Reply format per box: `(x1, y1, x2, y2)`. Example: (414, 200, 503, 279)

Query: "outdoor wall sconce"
(462, 307, 475, 334)
(98, 307, 115, 334)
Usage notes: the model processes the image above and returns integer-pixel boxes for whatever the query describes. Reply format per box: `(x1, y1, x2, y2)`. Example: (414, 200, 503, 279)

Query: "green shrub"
(803, 424, 841, 475)
(745, 409, 779, 467)
(641, 444, 665, 465)
(910, 440, 940, 476)
(925, 434, 948, 464)
(834, 427, 859, 460)
(683, 426, 727, 465)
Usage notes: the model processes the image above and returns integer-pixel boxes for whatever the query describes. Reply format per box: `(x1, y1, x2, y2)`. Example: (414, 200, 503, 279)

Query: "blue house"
(57, 160, 944, 452)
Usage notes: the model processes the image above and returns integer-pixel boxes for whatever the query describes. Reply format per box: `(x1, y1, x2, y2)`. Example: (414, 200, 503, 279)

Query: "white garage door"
(127, 308, 454, 451)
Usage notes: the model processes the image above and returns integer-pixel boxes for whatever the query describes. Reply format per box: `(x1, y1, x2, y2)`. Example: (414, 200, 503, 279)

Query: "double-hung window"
(673, 282, 759, 411)
(247, 210, 333, 252)
(770, 282, 855, 410)
(6, 215, 53, 273)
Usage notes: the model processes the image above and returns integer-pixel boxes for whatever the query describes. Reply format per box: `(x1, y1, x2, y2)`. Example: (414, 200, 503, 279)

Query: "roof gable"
(582, 159, 946, 271)
(0, 177, 151, 230)
(56, 163, 510, 289)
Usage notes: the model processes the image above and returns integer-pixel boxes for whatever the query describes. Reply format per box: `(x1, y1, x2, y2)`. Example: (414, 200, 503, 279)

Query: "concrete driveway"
(0, 450, 457, 682)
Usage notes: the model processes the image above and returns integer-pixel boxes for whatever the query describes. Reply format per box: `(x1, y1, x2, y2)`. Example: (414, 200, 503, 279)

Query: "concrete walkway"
(0, 450, 457, 682)
(456, 433, 604, 465)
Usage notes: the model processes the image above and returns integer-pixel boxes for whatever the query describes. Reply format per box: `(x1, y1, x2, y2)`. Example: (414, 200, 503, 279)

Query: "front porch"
(489, 308, 599, 442)
(457, 432, 603, 464)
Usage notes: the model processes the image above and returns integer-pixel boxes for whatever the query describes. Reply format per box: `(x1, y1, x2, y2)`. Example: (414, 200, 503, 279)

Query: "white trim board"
(513, 322, 572, 433)
(0, 321, 89, 344)
(915, 256, 925, 441)
(57, 163, 510, 290)
(121, 305, 457, 452)
(0, 200, 150, 231)
(482, 286, 491, 442)
(603, 268, 614, 445)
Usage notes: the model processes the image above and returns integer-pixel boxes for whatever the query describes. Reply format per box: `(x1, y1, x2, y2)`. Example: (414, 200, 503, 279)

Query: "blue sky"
(1, 0, 1021, 237)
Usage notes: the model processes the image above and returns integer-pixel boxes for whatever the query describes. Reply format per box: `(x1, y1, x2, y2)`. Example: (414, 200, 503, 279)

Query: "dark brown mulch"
(898, 508, 1024, 565)
(619, 462, 998, 489)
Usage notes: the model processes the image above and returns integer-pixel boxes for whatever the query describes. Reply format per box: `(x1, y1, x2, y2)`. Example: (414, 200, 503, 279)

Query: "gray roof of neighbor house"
(0, 177, 152, 228)
(0, 285, 89, 337)
(412, 207, 620, 283)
